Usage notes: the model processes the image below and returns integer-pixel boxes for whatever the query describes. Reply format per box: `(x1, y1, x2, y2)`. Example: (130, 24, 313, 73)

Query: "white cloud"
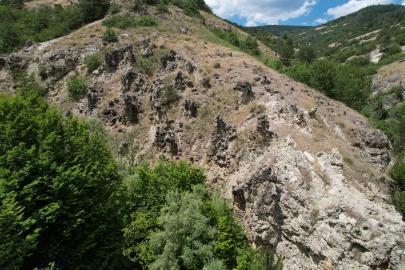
(315, 18, 327, 24)
(205, 0, 317, 26)
(302, 22, 308, 25)
(326, 0, 394, 19)
(402, 1, 405, 5)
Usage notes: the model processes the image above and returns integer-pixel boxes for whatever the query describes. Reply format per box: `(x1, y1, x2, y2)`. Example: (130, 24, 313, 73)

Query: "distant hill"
(257, 4, 405, 51)
(256, 25, 310, 37)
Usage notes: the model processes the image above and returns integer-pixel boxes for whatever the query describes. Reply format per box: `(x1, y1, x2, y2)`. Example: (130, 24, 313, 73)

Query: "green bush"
(343, 157, 354, 165)
(226, 32, 240, 47)
(14, 69, 47, 97)
(0, 93, 127, 269)
(101, 26, 118, 42)
(156, 2, 169, 13)
(389, 86, 405, 101)
(162, 87, 181, 105)
(84, 53, 104, 74)
(38, 65, 48, 80)
(122, 160, 206, 266)
(103, 14, 134, 29)
(109, 3, 121, 14)
(136, 15, 157, 26)
(125, 0, 144, 12)
(67, 75, 87, 99)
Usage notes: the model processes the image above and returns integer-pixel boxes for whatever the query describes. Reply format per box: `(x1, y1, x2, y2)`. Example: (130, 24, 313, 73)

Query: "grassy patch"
(343, 157, 354, 165)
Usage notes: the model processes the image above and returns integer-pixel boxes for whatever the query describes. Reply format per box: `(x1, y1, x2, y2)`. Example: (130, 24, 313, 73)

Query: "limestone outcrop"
(207, 114, 237, 167)
(225, 136, 405, 270)
(104, 44, 136, 72)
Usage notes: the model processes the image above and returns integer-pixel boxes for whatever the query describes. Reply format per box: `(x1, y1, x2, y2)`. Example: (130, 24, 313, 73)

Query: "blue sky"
(205, 0, 405, 26)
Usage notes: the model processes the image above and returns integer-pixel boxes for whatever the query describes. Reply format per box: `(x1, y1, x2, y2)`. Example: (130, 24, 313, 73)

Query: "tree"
(0, 93, 128, 269)
(278, 38, 294, 66)
(148, 185, 223, 270)
(122, 160, 206, 267)
(297, 45, 316, 64)
(78, 0, 110, 23)
(226, 32, 240, 47)
(309, 59, 336, 96)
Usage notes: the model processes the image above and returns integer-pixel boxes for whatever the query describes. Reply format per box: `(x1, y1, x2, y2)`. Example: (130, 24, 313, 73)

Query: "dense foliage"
(84, 53, 104, 74)
(67, 75, 87, 100)
(0, 93, 127, 269)
(0, 0, 110, 54)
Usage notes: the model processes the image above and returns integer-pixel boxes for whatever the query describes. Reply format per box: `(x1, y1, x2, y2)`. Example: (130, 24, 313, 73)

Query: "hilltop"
(1, 1, 405, 269)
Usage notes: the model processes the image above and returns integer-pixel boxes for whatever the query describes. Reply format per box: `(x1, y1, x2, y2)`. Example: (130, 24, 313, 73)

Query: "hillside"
(1, 1, 405, 270)
(258, 5, 405, 50)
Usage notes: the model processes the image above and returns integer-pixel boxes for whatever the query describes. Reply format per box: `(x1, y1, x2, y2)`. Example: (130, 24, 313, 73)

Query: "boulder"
(207, 114, 237, 167)
(153, 124, 178, 154)
(175, 71, 186, 91)
(160, 50, 177, 71)
(214, 63, 220, 68)
(186, 60, 195, 74)
(184, 98, 197, 117)
(25, 39, 33, 47)
(234, 81, 254, 105)
(7, 54, 29, 73)
(202, 77, 211, 88)
(122, 95, 142, 124)
(0, 55, 6, 70)
(309, 107, 317, 119)
(142, 46, 153, 58)
(104, 44, 136, 72)
(120, 68, 148, 94)
(87, 92, 98, 111)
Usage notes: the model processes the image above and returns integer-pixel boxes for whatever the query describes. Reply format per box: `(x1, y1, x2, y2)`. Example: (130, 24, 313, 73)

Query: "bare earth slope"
(1, 7, 404, 270)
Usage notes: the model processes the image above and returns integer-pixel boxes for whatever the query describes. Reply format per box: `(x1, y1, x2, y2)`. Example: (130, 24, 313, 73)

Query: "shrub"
(389, 160, 405, 190)
(103, 14, 134, 29)
(343, 157, 354, 165)
(15, 70, 47, 97)
(162, 87, 181, 105)
(67, 75, 87, 99)
(84, 53, 104, 74)
(0, 93, 127, 269)
(389, 86, 405, 101)
(101, 26, 118, 42)
(109, 3, 121, 14)
(156, 2, 169, 13)
(125, 0, 144, 12)
(38, 65, 47, 80)
(226, 32, 240, 47)
(136, 15, 157, 26)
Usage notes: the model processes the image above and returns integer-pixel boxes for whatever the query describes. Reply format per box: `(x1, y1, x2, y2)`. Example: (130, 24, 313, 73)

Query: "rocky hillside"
(1, 4, 405, 269)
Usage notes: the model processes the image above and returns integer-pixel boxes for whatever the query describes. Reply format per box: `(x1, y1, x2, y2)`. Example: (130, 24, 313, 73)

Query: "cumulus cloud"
(315, 18, 327, 24)
(302, 22, 308, 25)
(402, 1, 405, 5)
(205, 0, 317, 26)
(326, 0, 394, 19)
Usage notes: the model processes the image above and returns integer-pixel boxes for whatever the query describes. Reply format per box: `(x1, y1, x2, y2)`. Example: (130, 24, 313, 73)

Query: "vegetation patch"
(343, 157, 354, 165)
(84, 53, 104, 74)
(67, 75, 87, 100)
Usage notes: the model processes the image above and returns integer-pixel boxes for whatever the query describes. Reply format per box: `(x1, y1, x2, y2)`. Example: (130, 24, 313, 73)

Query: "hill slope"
(1, 2, 405, 269)
(259, 5, 405, 50)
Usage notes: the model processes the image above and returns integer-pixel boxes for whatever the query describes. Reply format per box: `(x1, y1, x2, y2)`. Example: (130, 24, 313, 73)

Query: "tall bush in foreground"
(0, 93, 128, 269)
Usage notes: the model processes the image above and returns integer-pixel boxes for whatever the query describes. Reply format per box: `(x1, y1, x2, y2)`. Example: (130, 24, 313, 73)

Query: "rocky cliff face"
(0, 7, 404, 269)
